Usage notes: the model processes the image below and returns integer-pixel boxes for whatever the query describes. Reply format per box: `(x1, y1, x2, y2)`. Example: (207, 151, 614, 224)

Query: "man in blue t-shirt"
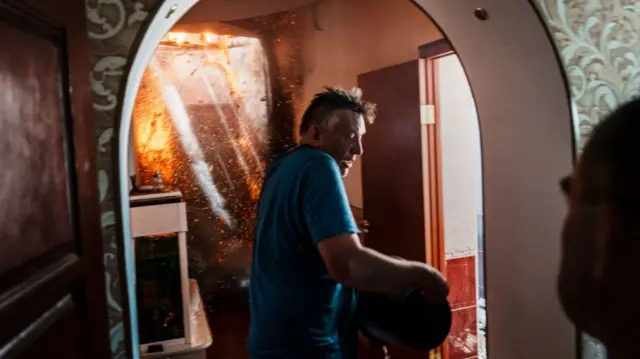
(248, 87, 448, 359)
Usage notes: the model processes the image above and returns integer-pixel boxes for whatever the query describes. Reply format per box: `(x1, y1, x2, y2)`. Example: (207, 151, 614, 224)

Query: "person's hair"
(579, 97, 640, 215)
(299, 86, 376, 135)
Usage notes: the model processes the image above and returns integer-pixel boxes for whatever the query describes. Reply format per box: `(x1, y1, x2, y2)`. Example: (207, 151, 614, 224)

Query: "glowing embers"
(133, 31, 269, 271)
(162, 32, 256, 49)
(133, 69, 178, 185)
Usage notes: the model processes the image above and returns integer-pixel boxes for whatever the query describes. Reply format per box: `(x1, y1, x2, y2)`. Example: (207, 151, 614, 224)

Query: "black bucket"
(357, 288, 452, 351)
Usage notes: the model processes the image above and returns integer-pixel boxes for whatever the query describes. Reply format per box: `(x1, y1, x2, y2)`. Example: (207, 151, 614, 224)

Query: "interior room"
(115, 0, 577, 359)
(126, 1, 487, 358)
(2, 0, 629, 358)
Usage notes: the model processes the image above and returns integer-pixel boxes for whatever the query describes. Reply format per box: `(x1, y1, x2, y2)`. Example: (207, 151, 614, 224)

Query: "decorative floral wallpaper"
(84, 0, 640, 358)
(535, 0, 640, 150)
(534, 0, 640, 357)
(84, 0, 158, 357)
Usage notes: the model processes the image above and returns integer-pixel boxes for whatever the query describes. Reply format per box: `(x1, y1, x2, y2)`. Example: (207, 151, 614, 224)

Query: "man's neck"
(297, 138, 315, 147)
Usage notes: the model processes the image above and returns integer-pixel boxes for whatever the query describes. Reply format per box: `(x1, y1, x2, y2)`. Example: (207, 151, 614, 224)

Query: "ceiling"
(178, 0, 323, 24)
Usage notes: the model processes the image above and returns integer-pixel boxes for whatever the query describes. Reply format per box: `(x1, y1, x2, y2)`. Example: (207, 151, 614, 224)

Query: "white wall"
(409, 1, 575, 358)
(437, 54, 483, 259)
(124, 2, 577, 359)
(296, 0, 443, 208)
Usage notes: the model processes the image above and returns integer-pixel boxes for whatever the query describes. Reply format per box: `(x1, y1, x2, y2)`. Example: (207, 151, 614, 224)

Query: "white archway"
(117, 1, 576, 358)
(409, 2, 575, 358)
(116, 2, 199, 358)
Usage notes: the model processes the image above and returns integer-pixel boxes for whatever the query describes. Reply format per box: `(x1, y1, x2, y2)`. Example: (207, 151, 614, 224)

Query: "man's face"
(315, 109, 366, 177)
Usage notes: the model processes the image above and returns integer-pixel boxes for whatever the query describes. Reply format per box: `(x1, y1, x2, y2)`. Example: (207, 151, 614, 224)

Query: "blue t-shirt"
(248, 146, 360, 359)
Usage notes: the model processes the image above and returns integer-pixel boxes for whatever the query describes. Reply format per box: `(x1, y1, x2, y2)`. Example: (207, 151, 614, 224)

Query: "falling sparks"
(160, 83, 234, 227)
(133, 31, 270, 281)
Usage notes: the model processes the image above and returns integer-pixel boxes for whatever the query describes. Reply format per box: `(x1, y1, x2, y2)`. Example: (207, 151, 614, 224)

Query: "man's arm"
(317, 233, 446, 297)
(301, 155, 447, 298)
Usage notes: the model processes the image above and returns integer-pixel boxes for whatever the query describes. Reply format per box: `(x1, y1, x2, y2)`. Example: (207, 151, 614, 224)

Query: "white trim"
(119, 1, 576, 358)
(140, 338, 187, 355)
(130, 202, 188, 237)
(118, 1, 200, 357)
(410, 1, 575, 358)
(178, 232, 191, 344)
(130, 191, 183, 203)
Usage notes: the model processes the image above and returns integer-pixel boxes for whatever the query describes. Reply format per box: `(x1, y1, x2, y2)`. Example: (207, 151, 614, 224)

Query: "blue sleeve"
(300, 156, 361, 245)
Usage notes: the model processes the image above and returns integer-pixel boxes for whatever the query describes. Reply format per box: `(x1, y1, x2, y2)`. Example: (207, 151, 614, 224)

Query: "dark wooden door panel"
(16, 299, 84, 359)
(0, 253, 81, 343)
(357, 61, 427, 359)
(0, 2, 75, 278)
(357, 60, 426, 262)
(0, 0, 111, 358)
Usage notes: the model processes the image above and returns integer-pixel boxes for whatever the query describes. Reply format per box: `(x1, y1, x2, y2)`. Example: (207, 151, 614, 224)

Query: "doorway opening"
(356, 40, 485, 359)
(433, 51, 485, 359)
(115, 1, 577, 359)
(126, 2, 485, 358)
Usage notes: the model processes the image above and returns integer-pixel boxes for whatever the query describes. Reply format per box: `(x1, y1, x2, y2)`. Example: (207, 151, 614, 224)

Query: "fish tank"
(129, 190, 191, 351)
(135, 233, 185, 345)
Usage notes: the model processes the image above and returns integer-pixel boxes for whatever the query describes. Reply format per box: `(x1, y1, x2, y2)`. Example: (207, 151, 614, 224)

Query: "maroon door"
(358, 60, 431, 359)
(358, 60, 428, 263)
(0, 1, 111, 358)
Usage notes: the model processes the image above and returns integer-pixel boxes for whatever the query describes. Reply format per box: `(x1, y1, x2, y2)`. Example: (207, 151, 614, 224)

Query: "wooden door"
(358, 61, 426, 262)
(358, 60, 440, 359)
(0, 1, 112, 358)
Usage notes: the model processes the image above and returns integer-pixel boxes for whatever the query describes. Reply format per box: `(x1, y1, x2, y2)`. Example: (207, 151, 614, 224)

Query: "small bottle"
(152, 170, 164, 190)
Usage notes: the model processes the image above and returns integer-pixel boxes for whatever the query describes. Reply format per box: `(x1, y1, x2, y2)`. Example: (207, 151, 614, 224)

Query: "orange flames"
(133, 31, 266, 210)
(246, 176, 263, 201)
(133, 68, 177, 185)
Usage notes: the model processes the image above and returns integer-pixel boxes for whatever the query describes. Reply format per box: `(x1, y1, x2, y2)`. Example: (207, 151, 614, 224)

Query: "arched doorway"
(114, 1, 576, 359)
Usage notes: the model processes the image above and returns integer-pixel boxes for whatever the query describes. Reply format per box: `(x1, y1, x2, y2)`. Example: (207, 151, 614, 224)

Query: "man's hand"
(413, 263, 449, 303)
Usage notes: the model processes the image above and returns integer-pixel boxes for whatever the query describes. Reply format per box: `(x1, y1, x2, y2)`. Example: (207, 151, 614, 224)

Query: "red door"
(0, 1, 112, 358)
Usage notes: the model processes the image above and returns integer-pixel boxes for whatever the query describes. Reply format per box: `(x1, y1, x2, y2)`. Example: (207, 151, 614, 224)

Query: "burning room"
(120, 1, 571, 359)
(126, 1, 485, 358)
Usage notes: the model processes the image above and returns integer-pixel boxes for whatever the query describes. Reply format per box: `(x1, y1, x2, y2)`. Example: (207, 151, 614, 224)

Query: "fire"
(161, 31, 252, 99)
(166, 32, 186, 44)
(133, 29, 270, 268)
(246, 176, 263, 200)
(203, 33, 218, 44)
(133, 69, 177, 185)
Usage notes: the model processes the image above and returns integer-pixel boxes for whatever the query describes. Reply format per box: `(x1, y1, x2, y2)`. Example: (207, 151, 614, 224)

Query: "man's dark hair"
(299, 86, 376, 135)
(579, 97, 640, 213)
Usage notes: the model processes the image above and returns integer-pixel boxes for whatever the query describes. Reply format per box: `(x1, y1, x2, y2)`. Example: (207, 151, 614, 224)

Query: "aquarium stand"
(130, 190, 191, 353)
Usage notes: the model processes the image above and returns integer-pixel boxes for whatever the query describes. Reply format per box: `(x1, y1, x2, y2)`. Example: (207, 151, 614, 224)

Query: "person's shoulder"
(279, 148, 339, 180)
(286, 147, 334, 167)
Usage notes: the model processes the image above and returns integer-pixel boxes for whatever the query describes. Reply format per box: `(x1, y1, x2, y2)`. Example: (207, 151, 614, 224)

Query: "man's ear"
(308, 125, 322, 141)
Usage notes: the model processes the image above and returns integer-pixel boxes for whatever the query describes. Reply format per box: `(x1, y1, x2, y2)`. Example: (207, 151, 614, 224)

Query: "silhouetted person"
(558, 97, 640, 359)
(248, 87, 448, 359)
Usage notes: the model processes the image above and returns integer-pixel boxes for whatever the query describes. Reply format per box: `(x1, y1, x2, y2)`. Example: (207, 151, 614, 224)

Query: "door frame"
(113, 2, 199, 357)
(418, 39, 455, 359)
(418, 39, 453, 273)
(114, 2, 577, 358)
